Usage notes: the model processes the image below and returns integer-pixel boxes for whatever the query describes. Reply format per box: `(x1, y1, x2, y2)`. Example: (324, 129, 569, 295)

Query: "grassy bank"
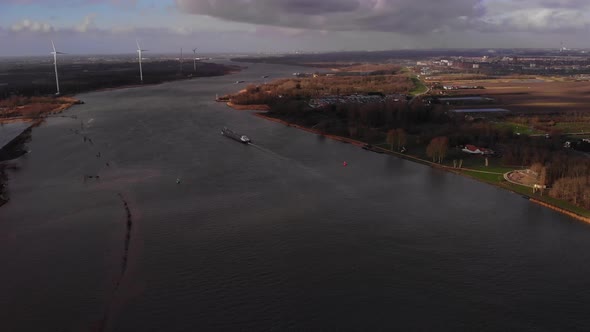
(409, 76, 428, 96)
(253, 111, 590, 222)
(0, 96, 81, 121)
(458, 169, 590, 219)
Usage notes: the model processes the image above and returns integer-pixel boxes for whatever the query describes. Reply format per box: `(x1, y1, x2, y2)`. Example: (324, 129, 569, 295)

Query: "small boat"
(221, 127, 251, 144)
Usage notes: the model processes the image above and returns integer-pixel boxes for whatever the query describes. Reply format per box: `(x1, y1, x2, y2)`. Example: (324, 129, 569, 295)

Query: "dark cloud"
(175, 0, 590, 35)
(539, 0, 589, 8)
(1, 0, 137, 7)
(280, 0, 360, 14)
(176, 0, 486, 34)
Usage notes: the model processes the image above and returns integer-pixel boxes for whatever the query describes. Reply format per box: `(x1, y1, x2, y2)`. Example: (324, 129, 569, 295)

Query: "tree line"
(250, 78, 590, 211)
(230, 74, 416, 106)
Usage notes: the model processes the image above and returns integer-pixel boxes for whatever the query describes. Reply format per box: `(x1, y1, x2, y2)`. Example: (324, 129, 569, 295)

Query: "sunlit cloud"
(2, 0, 590, 55)
(10, 19, 55, 33)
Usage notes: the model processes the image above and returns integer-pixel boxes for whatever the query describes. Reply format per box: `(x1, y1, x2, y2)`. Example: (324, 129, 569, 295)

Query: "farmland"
(438, 78, 590, 114)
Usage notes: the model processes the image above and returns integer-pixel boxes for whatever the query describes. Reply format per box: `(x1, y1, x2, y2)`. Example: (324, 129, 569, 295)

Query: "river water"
(1, 61, 590, 332)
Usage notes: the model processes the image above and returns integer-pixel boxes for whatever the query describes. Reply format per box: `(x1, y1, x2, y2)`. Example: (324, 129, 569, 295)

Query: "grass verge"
(409, 76, 428, 96)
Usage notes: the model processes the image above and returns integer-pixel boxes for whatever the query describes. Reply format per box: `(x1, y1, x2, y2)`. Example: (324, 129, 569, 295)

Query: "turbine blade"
(51, 40, 56, 53)
(136, 39, 141, 50)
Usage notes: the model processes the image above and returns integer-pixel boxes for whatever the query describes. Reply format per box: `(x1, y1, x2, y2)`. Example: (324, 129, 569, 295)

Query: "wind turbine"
(180, 48, 183, 74)
(50, 40, 65, 95)
(136, 39, 148, 83)
(192, 48, 198, 72)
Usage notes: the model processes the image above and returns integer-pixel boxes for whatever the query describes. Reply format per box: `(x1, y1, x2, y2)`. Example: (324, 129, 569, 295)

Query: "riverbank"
(252, 111, 590, 224)
(227, 102, 270, 111)
(0, 96, 81, 123)
(0, 60, 241, 98)
(531, 199, 590, 223)
(0, 164, 7, 207)
(0, 121, 37, 205)
(0, 62, 243, 209)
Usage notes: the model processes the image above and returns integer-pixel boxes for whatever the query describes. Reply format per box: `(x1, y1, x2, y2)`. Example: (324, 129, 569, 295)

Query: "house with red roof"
(462, 144, 494, 155)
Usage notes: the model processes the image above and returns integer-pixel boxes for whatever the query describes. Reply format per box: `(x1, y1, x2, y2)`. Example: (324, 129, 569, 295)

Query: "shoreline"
(0, 64, 243, 208)
(89, 69, 241, 94)
(91, 71, 236, 93)
(531, 199, 590, 223)
(227, 102, 270, 111)
(1, 63, 243, 123)
(251, 111, 590, 224)
(0, 96, 81, 124)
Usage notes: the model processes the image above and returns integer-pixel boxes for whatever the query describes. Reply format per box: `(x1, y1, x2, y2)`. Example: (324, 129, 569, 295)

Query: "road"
(408, 74, 430, 105)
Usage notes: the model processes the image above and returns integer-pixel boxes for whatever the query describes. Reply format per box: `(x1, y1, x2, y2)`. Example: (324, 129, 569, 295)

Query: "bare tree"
(530, 162, 543, 175)
(426, 136, 449, 164)
(386, 129, 396, 151)
(426, 139, 437, 162)
(396, 128, 407, 151)
(538, 166, 548, 196)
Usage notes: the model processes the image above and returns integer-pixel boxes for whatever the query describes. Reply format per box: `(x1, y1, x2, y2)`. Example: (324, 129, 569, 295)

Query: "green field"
(494, 121, 590, 136)
(462, 170, 505, 183)
(409, 76, 428, 96)
(494, 122, 545, 135)
(462, 171, 590, 218)
(376, 139, 590, 219)
(554, 122, 590, 133)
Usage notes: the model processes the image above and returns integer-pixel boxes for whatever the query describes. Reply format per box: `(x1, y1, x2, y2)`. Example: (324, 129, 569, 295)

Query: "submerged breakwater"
(116, 193, 133, 287)
(97, 193, 135, 332)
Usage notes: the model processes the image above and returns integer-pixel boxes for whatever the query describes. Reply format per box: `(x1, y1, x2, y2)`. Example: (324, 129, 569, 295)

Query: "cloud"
(10, 19, 55, 33)
(479, 0, 590, 33)
(74, 14, 97, 32)
(2, 0, 137, 5)
(494, 9, 587, 33)
(539, 0, 588, 8)
(175, 0, 590, 35)
(9, 15, 100, 34)
(176, 0, 486, 34)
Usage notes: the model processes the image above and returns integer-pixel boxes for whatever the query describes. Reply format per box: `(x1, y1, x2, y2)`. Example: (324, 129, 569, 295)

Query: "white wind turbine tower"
(192, 48, 198, 72)
(136, 40, 148, 83)
(180, 48, 183, 74)
(51, 40, 66, 95)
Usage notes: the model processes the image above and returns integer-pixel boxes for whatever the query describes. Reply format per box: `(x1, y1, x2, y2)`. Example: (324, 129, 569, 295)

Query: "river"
(1, 61, 590, 331)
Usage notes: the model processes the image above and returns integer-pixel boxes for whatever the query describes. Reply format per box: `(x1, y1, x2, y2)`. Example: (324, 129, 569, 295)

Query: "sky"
(1, 0, 590, 56)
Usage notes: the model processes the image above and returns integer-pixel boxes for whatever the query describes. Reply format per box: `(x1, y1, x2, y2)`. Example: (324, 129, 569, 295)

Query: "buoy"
(343, 161, 348, 167)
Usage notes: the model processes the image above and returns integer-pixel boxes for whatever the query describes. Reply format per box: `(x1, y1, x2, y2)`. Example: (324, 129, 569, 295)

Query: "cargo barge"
(221, 127, 251, 144)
